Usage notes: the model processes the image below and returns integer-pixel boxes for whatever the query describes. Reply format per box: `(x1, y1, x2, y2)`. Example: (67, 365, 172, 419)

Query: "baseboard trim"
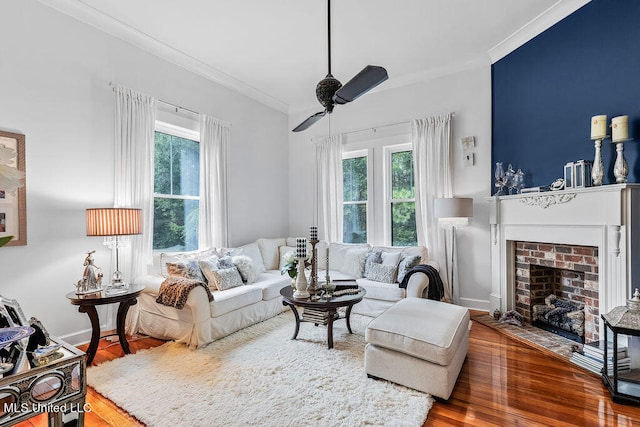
(458, 297, 490, 312)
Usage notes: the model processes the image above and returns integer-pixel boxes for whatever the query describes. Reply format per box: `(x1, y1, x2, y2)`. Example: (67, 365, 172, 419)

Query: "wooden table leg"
(327, 308, 336, 349)
(285, 302, 301, 340)
(116, 298, 137, 354)
(345, 304, 354, 334)
(78, 305, 99, 366)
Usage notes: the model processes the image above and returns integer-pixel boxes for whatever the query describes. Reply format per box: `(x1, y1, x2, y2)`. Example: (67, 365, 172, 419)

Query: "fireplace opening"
(514, 241, 599, 343)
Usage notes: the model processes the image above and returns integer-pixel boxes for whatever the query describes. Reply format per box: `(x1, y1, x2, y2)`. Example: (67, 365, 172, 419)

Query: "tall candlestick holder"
(612, 138, 632, 183)
(307, 238, 320, 295)
(591, 136, 607, 186)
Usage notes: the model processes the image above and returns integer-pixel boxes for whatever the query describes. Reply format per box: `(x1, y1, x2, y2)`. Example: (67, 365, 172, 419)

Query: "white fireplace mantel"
(487, 184, 640, 322)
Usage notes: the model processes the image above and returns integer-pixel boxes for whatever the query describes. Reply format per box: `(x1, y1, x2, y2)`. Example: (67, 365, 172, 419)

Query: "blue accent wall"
(492, 0, 640, 189)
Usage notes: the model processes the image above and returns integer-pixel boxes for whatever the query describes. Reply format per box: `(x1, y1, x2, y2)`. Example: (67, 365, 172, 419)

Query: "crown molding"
(488, 0, 591, 64)
(38, 0, 289, 113)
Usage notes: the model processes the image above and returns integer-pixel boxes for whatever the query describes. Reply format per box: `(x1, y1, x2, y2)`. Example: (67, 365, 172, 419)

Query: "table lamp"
(434, 197, 473, 303)
(86, 208, 142, 288)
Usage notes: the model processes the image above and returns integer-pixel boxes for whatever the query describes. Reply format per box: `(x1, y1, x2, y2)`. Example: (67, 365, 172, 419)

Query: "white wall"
(0, 0, 289, 342)
(288, 65, 493, 310)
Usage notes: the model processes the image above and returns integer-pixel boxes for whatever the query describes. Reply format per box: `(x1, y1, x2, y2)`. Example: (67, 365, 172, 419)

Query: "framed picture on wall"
(0, 131, 26, 246)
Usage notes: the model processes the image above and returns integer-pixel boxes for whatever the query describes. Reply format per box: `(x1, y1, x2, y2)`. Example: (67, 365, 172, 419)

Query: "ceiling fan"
(292, 0, 388, 132)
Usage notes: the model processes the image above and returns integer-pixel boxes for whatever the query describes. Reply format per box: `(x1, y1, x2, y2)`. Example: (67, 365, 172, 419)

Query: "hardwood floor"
(15, 314, 640, 426)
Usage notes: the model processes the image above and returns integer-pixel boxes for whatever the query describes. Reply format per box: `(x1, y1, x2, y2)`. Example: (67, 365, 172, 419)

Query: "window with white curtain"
(153, 121, 200, 251)
(342, 134, 416, 246)
(386, 146, 417, 246)
(342, 150, 368, 243)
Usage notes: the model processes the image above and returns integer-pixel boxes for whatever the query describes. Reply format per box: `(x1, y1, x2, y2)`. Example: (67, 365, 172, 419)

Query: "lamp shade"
(434, 198, 473, 219)
(86, 208, 142, 236)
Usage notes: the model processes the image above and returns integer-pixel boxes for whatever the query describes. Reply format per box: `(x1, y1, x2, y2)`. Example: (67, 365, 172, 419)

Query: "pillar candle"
(326, 247, 330, 272)
(611, 115, 629, 142)
(590, 115, 607, 139)
(296, 237, 307, 258)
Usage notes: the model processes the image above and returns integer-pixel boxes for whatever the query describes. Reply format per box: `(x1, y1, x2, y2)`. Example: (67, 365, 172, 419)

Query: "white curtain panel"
(113, 84, 157, 284)
(315, 134, 344, 242)
(199, 115, 231, 249)
(411, 113, 453, 302)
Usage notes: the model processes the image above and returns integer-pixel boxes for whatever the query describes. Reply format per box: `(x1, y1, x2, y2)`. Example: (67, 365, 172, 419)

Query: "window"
(341, 138, 416, 246)
(388, 149, 417, 246)
(153, 123, 200, 251)
(343, 153, 368, 243)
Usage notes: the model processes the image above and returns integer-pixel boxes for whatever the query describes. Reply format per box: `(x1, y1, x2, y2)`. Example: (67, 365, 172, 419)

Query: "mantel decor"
(0, 131, 27, 246)
(518, 193, 577, 209)
(590, 115, 608, 186)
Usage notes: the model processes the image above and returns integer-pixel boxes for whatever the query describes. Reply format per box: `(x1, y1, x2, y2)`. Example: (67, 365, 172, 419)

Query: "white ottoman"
(364, 298, 470, 400)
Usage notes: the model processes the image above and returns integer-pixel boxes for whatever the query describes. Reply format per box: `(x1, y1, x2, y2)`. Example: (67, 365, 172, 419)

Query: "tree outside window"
(343, 155, 367, 243)
(390, 150, 417, 246)
(153, 131, 200, 251)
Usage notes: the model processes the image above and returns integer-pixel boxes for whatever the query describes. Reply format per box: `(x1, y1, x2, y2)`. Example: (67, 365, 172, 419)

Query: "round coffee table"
(280, 285, 366, 349)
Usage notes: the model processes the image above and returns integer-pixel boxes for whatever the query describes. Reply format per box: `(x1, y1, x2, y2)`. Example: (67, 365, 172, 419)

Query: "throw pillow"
(165, 260, 206, 283)
(198, 258, 219, 289)
(237, 242, 267, 273)
(340, 248, 369, 278)
(217, 256, 235, 269)
(366, 263, 398, 284)
(381, 251, 402, 267)
(211, 267, 244, 291)
(397, 255, 421, 283)
(232, 255, 258, 284)
(363, 251, 382, 277)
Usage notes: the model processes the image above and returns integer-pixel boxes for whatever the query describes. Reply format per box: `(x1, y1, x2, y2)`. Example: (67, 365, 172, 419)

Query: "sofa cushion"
(397, 255, 421, 283)
(328, 242, 370, 272)
(356, 278, 406, 301)
(237, 242, 267, 273)
(366, 263, 398, 284)
(381, 251, 402, 267)
(373, 245, 429, 264)
(364, 251, 382, 277)
(365, 298, 470, 366)
(209, 286, 263, 318)
(257, 238, 286, 270)
(246, 272, 291, 301)
(340, 248, 369, 278)
(232, 255, 258, 284)
(165, 260, 206, 283)
(319, 269, 357, 281)
(159, 248, 220, 278)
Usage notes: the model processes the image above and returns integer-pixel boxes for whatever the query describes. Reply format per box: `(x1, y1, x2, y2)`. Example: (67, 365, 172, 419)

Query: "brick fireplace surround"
(488, 184, 640, 347)
(514, 241, 599, 342)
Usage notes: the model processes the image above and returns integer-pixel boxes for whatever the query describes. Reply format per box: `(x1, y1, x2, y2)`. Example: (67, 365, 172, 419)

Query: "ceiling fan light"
(315, 74, 342, 110)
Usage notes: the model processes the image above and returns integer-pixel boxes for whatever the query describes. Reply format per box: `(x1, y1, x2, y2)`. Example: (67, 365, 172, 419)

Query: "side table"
(66, 284, 143, 366)
(0, 337, 86, 426)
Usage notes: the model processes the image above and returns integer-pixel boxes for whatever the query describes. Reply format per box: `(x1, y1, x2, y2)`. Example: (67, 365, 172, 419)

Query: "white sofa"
(133, 237, 439, 348)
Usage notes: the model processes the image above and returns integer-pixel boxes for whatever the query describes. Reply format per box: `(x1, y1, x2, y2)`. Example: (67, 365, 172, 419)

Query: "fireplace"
(488, 184, 640, 346)
(514, 241, 599, 343)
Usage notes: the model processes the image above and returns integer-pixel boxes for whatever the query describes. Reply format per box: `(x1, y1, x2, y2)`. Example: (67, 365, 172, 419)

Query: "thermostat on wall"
(461, 136, 475, 149)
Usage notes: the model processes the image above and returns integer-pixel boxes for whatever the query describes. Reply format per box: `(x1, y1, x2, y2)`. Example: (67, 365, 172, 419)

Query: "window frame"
(152, 120, 201, 252)
(342, 148, 373, 244)
(383, 143, 416, 246)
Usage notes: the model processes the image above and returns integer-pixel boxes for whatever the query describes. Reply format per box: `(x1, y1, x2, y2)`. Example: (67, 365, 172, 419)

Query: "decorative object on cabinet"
(565, 160, 593, 189)
(0, 130, 27, 246)
(86, 207, 143, 289)
(590, 115, 608, 186)
(601, 289, 640, 405)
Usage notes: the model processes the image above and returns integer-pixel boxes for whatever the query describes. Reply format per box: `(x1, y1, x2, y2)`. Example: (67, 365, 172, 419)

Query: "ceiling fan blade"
(333, 65, 388, 105)
(292, 111, 327, 132)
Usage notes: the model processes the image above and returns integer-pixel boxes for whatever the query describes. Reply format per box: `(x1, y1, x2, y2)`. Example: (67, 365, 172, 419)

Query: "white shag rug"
(88, 312, 432, 427)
